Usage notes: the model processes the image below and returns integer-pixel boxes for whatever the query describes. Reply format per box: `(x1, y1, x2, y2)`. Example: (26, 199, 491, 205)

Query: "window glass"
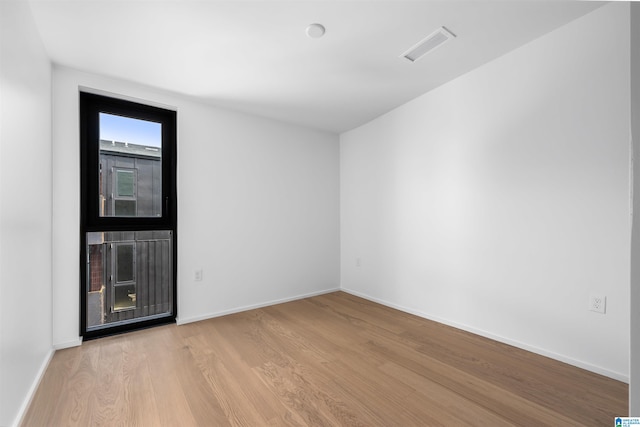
(85, 230, 173, 331)
(116, 170, 135, 197)
(99, 113, 162, 217)
(116, 244, 134, 283)
(114, 285, 136, 311)
(114, 200, 136, 216)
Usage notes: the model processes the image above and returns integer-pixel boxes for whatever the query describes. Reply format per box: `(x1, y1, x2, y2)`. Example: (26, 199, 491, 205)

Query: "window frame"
(80, 92, 176, 231)
(80, 92, 177, 339)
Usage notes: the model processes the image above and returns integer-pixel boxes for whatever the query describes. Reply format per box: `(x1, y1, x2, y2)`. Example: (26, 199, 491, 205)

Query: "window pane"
(86, 235, 105, 328)
(116, 170, 135, 197)
(99, 113, 162, 218)
(116, 244, 134, 283)
(114, 200, 136, 216)
(114, 285, 136, 311)
(85, 230, 172, 331)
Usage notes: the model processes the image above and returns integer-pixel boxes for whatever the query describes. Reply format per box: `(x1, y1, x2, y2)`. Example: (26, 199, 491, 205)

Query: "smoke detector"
(401, 27, 456, 63)
(306, 23, 326, 39)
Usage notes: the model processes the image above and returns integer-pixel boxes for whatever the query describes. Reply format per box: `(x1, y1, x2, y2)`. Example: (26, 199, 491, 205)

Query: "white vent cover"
(401, 27, 456, 63)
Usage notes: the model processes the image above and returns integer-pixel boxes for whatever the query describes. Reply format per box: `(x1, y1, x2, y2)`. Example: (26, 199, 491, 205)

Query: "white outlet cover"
(589, 294, 606, 314)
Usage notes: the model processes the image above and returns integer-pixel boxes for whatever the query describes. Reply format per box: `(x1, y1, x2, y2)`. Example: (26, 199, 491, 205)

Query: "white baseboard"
(341, 287, 629, 383)
(53, 337, 82, 350)
(176, 287, 340, 325)
(12, 348, 55, 427)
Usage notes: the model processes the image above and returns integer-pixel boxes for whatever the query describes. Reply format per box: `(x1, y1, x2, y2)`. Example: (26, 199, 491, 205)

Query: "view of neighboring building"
(87, 140, 170, 329)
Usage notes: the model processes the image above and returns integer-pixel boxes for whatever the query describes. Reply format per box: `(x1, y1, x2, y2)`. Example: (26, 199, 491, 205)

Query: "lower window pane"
(86, 230, 173, 331)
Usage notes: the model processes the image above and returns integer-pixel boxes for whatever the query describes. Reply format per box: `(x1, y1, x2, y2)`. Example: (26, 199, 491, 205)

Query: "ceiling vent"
(401, 27, 456, 63)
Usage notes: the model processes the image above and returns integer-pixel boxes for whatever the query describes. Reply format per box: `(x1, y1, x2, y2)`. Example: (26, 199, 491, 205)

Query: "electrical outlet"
(589, 294, 606, 314)
(356, 258, 362, 267)
(194, 269, 203, 282)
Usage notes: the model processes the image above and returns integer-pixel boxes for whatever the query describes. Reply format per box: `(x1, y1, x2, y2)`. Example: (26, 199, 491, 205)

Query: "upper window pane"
(99, 113, 162, 217)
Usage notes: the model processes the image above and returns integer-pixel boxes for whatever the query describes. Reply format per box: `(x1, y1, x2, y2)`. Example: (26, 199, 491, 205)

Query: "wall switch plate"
(194, 269, 203, 281)
(589, 294, 606, 314)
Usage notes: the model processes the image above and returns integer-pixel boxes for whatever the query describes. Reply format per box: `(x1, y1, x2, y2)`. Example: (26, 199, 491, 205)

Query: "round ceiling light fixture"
(306, 23, 325, 39)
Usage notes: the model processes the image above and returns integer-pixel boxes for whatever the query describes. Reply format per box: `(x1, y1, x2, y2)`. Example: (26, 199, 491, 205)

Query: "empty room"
(2, 0, 640, 426)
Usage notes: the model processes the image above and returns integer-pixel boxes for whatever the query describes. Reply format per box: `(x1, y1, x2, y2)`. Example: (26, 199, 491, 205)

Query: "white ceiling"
(29, 1, 605, 134)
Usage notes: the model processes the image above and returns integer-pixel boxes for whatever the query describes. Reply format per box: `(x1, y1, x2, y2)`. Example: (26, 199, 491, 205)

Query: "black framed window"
(80, 92, 177, 339)
(81, 93, 176, 229)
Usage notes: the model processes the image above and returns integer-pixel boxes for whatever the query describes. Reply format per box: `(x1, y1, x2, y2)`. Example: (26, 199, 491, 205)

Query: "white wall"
(341, 3, 630, 380)
(0, 1, 53, 426)
(52, 67, 340, 346)
(629, 1, 640, 414)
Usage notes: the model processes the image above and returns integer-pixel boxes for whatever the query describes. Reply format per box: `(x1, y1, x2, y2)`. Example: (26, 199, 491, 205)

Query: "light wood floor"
(23, 291, 627, 426)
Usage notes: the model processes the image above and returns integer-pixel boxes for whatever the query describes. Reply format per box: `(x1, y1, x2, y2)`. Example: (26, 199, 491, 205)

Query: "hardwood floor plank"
(120, 335, 162, 426)
(255, 360, 349, 427)
(172, 341, 232, 427)
(392, 312, 627, 424)
(142, 326, 201, 426)
(217, 311, 354, 426)
(86, 339, 127, 426)
(378, 360, 515, 427)
(186, 332, 274, 426)
(21, 347, 78, 426)
(193, 325, 303, 425)
(22, 291, 628, 426)
(362, 337, 585, 426)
